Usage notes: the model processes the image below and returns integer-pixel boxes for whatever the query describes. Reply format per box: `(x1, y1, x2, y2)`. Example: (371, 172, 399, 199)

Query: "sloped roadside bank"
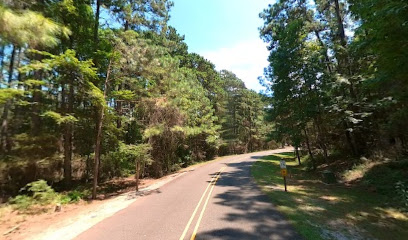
(251, 153, 408, 240)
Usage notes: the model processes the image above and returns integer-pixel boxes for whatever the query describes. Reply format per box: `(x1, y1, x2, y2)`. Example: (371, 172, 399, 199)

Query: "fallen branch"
(3, 224, 20, 236)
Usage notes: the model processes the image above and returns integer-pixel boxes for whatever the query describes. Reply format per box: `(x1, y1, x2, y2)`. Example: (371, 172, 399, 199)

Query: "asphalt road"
(75, 148, 301, 240)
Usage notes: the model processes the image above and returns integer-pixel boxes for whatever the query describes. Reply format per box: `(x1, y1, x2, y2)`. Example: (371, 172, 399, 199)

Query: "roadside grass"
(252, 153, 408, 240)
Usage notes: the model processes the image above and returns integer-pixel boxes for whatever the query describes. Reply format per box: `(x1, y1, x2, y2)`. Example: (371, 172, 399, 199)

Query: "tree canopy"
(260, 0, 408, 164)
(0, 0, 273, 198)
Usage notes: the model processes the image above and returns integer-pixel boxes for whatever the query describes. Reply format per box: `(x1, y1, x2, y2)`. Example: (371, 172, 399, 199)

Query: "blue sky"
(168, 0, 274, 91)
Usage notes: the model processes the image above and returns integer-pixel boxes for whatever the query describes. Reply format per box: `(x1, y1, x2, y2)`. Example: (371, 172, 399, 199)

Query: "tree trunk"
(85, 154, 91, 182)
(332, 2, 362, 153)
(0, 45, 16, 153)
(8, 45, 16, 85)
(313, 116, 328, 161)
(333, 0, 357, 99)
(31, 86, 41, 135)
(0, 100, 11, 153)
(94, 0, 101, 47)
(343, 121, 358, 156)
(116, 100, 122, 128)
(63, 80, 74, 185)
(16, 47, 23, 82)
(31, 52, 42, 136)
(295, 146, 301, 165)
(60, 84, 66, 154)
(135, 160, 140, 192)
(63, 124, 73, 184)
(333, 0, 347, 47)
(0, 45, 5, 82)
(314, 30, 332, 74)
(92, 107, 104, 199)
(303, 128, 315, 170)
(92, 59, 112, 199)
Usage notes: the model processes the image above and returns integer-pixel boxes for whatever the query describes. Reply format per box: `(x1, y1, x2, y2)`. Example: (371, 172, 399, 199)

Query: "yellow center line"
(190, 167, 226, 240)
(179, 168, 224, 240)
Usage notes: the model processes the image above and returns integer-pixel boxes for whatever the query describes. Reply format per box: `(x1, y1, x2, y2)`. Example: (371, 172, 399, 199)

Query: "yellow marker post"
(280, 160, 288, 192)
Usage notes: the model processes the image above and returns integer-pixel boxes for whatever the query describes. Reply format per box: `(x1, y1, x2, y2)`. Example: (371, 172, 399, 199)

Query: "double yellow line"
(179, 167, 226, 240)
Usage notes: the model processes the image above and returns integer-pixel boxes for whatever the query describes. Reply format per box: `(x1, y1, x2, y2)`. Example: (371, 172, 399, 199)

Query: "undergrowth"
(6, 180, 89, 213)
(252, 152, 408, 240)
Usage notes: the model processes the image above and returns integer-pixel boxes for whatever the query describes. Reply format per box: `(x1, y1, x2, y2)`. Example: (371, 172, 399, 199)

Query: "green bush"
(9, 180, 58, 211)
(9, 194, 34, 210)
(67, 189, 89, 202)
(58, 189, 90, 204)
(58, 194, 72, 205)
(21, 179, 57, 203)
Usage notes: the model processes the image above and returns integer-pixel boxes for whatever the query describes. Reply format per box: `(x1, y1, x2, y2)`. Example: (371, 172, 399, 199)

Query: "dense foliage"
(0, 0, 273, 199)
(260, 0, 408, 167)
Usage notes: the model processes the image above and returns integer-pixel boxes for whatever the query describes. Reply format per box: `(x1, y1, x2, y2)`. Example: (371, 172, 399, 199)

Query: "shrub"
(20, 179, 57, 204)
(9, 195, 33, 210)
(395, 181, 408, 208)
(66, 190, 89, 202)
(9, 180, 58, 211)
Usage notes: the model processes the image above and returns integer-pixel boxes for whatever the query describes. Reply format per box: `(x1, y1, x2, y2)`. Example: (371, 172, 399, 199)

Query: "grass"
(251, 152, 408, 240)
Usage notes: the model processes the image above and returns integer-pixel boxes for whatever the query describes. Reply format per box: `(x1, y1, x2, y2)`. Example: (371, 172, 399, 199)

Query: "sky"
(168, 0, 274, 92)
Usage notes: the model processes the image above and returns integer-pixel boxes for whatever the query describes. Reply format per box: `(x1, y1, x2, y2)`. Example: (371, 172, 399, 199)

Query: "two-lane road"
(76, 148, 301, 240)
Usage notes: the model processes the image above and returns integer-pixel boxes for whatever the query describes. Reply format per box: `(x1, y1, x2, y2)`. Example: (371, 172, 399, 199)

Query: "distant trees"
(220, 70, 269, 154)
(0, 0, 272, 199)
(260, 0, 408, 161)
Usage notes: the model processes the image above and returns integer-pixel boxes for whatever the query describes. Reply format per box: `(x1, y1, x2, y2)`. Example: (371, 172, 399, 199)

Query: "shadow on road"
(125, 188, 162, 200)
(197, 160, 302, 240)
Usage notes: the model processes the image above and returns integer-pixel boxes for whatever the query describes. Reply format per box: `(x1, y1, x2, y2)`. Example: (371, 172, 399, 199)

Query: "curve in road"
(75, 148, 302, 240)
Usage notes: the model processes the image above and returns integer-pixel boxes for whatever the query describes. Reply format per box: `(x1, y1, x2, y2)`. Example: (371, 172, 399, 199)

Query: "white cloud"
(199, 39, 269, 92)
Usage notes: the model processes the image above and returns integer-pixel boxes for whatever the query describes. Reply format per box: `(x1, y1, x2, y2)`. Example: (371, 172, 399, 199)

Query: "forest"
(1, 0, 407, 239)
(0, 0, 274, 201)
(260, 0, 408, 166)
(0, 0, 407, 209)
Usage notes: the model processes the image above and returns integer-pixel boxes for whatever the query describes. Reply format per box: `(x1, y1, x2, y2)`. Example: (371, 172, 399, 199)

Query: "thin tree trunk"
(332, 3, 361, 152)
(0, 45, 5, 83)
(314, 30, 332, 74)
(295, 146, 301, 165)
(343, 121, 357, 156)
(85, 154, 91, 182)
(60, 84, 66, 154)
(63, 125, 73, 184)
(0, 100, 11, 153)
(313, 116, 328, 161)
(64, 79, 74, 185)
(0, 45, 16, 153)
(92, 59, 112, 199)
(333, 0, 357, 100)
(303, 128, 315, 170)
(135, 160, 140, 192)
(0, 45, 6, 84)
(334, 0, 347, 47)
(7, 45, 16, 85)
(94, 0, 101, 47)
(16, 47, 23, 82)
(31, 86, 41, 135)
(31, 52, 42, 136)
(116, 100, 122, 128)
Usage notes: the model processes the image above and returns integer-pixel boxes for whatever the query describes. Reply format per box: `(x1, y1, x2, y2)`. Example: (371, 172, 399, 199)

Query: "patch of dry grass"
(252, 153, 408, 240)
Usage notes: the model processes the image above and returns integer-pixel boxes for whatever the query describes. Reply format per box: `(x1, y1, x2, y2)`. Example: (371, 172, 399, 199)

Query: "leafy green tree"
(349, 0, 408, 152)
(0, 0, 274, 200)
